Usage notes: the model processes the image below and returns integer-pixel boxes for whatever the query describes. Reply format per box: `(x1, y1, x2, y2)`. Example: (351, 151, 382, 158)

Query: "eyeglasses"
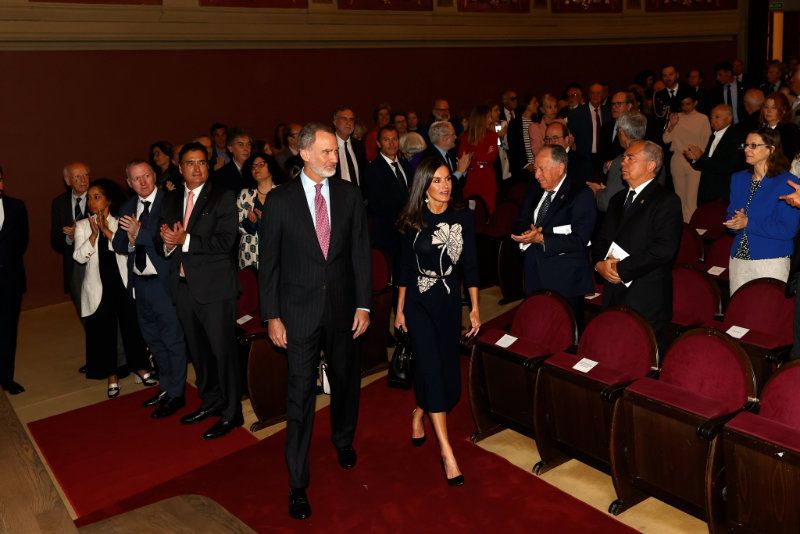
(252, 161, 267, 169)
(740, 143, 771, 150)
(611, 101, 628, 106)
(543, 135, 563, 142)
(182, 160, 208, 168)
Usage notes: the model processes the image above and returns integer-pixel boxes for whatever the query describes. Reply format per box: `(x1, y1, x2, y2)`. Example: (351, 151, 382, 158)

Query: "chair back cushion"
(510, 292, 576, 353)
(676, 223, 703, 263)
(705, 233, 733, 270)
(671, 265, 720, 326)
(577, 308, 656, 376)
(237, 267, 259, 318)
(726, 278, 794, 345)
(371, 248, 391, 291)
(484, 201, 520, 237)
(688, 199, 728, 240)
(760, 362, 800, 427)
(506, 182, 530, 207)
(660, 330, 755, 413)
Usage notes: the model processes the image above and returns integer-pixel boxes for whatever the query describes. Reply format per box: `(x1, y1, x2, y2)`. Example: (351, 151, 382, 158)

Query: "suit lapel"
(619, 181, 659, 228)
(539, 178, 571, 228)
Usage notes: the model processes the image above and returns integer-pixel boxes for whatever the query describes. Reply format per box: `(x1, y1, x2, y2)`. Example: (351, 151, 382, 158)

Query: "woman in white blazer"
(73, 179, 154, 398)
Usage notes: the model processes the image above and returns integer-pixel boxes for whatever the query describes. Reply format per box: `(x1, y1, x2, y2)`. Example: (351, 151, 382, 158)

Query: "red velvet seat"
(360, 248, 393, 375)
(469, 291, 577, 442)
(701, 234, 733, 303)
(608, 329, 756, 519)
(688, 199, 728, 242)
(676, 222, 704, 264)
(481, 201, 520, 238)
(236, 268, 289, 432)
(583, 280, 604, 316)
(707, 361, 800, 533)
(670, 264, 721, 330)
(533, 308, 657, 475)
(703, 277, 794, 392)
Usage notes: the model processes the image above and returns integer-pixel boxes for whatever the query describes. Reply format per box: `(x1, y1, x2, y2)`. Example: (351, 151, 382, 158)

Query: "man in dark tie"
(567, 82, 611, 173)
(365, 124, 413, 279)
(593, 140, 682, 348)
(0, 168, 29, 394)
(511, 145, 596, 329)
(113, 161, 188, 418)
(157, 142, 242, 440)
(683, 104, 745, 205)
(332, 106, 367, 190)
(712, 61, 746, 125)
(259, 122, 371, 520)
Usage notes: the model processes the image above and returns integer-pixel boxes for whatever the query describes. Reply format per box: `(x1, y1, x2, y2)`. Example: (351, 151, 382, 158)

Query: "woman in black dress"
(394, 157, 481, 486)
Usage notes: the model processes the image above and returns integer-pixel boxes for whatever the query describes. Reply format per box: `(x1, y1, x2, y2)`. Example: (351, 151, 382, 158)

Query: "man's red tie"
(315, 183, 330, 259)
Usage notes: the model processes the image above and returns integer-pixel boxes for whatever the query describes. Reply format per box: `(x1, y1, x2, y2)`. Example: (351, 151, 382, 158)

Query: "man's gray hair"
(616, 112, 647, 141)
(297, 122, 335, 151)
(428, 120, 454, 145)
(639, 140, 664, 175)
(541, 144, 568, 167)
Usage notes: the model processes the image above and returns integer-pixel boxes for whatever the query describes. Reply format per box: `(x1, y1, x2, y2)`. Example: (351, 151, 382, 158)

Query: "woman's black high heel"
(411, 409, 426, 447)
(133, 370, 158, 387)
(440, 458, 464, 486)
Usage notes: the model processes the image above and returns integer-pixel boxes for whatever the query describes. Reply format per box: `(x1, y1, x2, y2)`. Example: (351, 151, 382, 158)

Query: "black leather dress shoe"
(288, 488, 311, 520)
(1, 381, 25, 395)
(142, 390, 167, 408)
(180, 407, 219, 425)
(202, 416, 244, 440)
(336, 446, 357, 469)
(151, 396, 185, 419)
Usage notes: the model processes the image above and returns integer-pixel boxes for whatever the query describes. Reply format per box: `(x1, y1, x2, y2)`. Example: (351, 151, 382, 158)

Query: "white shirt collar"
(630, 178, 655, 196)
(714, 124, 731, 136)
(300, 169, 327, 192)
(546, 174, 567, 195)
(380, 152, 398, 165)
(139, 189, 157, 204)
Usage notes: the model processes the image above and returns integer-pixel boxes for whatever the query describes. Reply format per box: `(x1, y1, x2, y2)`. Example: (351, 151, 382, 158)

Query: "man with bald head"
(51, 161, 90, 316)
(544, 122, 593, 181)
(740, 88, 765, 133)
(684, 104, 745, 204)
(568, 82, 611, 173)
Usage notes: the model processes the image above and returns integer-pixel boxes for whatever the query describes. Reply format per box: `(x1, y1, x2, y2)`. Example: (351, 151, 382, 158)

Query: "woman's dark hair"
(242, 152, 283, 187)
(87, 178, 124, 217)
(750, 127, 790, 177)
(396, 157, 459, 233)
(763, 92, 792, 125)
(148, 140, 174, 172)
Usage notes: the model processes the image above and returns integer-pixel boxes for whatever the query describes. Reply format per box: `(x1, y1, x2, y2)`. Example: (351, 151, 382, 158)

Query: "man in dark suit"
(365, 125, 412, 278)
(712, 61, 747, 125)
(759, 61, 787, 96)
(113, 161, 188, 418)
(410, 121, 471, 200)
(0, 168, 28, 394)
(212, 127, 254, 193)
(158, 142, 242, 440)
(568, 82, 611, 173)
(686, 68, 711, 114)
(683, 104, 745, 205)
(600, 91, 634, 165)
(545, 122, 593, 183)
(511, 145, 596, 330)
(593, 140, 683, 349)
(50, 161, 90, 314)
(259, 123, 371, 520)
(652, 65, 689, 128)
(332, 106, 367, 190)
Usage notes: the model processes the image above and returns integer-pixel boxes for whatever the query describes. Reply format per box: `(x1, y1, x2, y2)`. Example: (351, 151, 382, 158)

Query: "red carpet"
(28, 386, 257, 518)
(73, 369, 638, 533)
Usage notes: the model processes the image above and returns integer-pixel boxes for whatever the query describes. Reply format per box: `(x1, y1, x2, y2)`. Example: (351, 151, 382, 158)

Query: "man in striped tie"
(259, 122, 371, 520)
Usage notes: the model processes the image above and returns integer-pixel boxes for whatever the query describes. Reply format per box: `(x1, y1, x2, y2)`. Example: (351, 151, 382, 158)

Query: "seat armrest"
(744, 397, 760, 414)
(697, 410, 743, 441)
(600, 381, 634, 402)
(646, 368, 660, 379)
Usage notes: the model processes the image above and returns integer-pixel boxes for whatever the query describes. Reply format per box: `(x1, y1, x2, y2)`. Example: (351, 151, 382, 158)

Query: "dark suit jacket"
(156, 182, 239, 304)
(50, 191, 82, 293)
(212, 161, 254, 194)
(333, 136, 367, 190)
(593, 180, 682, 334)
(506, 115, 531, 177)
(599, 119, 624, 163)
(364, 156, 412, 263)
(259, 177, 371, 336)
(0, 196, 29, 295)
(567, 149, 594, 182)
(568, 104, 612, 156)
(513, 176, 596, 298)
(694, 125, 746, 204)
(710, 82, 747, 125)
(112, 190, 173, 294)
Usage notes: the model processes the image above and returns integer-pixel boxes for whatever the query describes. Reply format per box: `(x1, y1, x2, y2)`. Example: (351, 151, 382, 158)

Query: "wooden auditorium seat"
(474, 201, 520, 288)
(703, 277, 794, 393)
(469, 291, 576, 442)
(505, 180, 530, 207)
(688, 199, 728, 243)
(608, 328, 756, 519)
(236, 268, 288, 432)
(533, 307, 657, 475)
(496, 237, 525, 304)
(360, 248, 392, 375)
(677, 222, 704, 264)
(707, 361, 800, 534)
(669, 264, 721, 337)
(700, 233, 733, 299)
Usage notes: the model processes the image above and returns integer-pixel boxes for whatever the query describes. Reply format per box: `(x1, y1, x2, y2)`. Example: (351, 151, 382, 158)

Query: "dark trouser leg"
(0, 288, 22, 385)
(118, 289, 149, 371)
(285, 329, 322, 490)
(176, 282, 221, 411)
(195, 296, 241, 422)
(323, 325, 361, 449)
(85, 298, 119, 379)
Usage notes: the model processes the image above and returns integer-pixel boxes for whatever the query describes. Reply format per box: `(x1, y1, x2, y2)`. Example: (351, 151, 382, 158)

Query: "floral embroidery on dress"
(416, 222, 463, 294)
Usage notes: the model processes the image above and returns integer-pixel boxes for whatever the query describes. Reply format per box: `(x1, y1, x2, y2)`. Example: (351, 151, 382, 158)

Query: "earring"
(424, 197, 430, 203)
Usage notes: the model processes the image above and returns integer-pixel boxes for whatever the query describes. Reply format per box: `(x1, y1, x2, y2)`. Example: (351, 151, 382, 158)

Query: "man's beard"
(310, 162, 336, 178)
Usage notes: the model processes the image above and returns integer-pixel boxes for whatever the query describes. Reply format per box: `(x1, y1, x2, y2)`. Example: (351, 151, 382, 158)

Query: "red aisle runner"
(28, 386, 257, 518)
(71, 371, 638, 533)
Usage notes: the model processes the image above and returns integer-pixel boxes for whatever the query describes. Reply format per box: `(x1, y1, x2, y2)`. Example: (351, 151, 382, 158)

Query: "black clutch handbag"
(387, 329, 414, 390)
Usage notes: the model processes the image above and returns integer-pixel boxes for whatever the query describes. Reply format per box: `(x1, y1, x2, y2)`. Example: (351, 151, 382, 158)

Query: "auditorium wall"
(0, 1, 743, 309)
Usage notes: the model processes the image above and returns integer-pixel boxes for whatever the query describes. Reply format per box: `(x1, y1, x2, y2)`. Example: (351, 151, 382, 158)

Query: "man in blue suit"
(113, 160, 187, 418)
(511, 145, 597, 330)
(568, 82, 611, 175)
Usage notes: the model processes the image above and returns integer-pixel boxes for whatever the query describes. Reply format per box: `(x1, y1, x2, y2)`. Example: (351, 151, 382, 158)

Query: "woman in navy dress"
(394, 157, 481, 486)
